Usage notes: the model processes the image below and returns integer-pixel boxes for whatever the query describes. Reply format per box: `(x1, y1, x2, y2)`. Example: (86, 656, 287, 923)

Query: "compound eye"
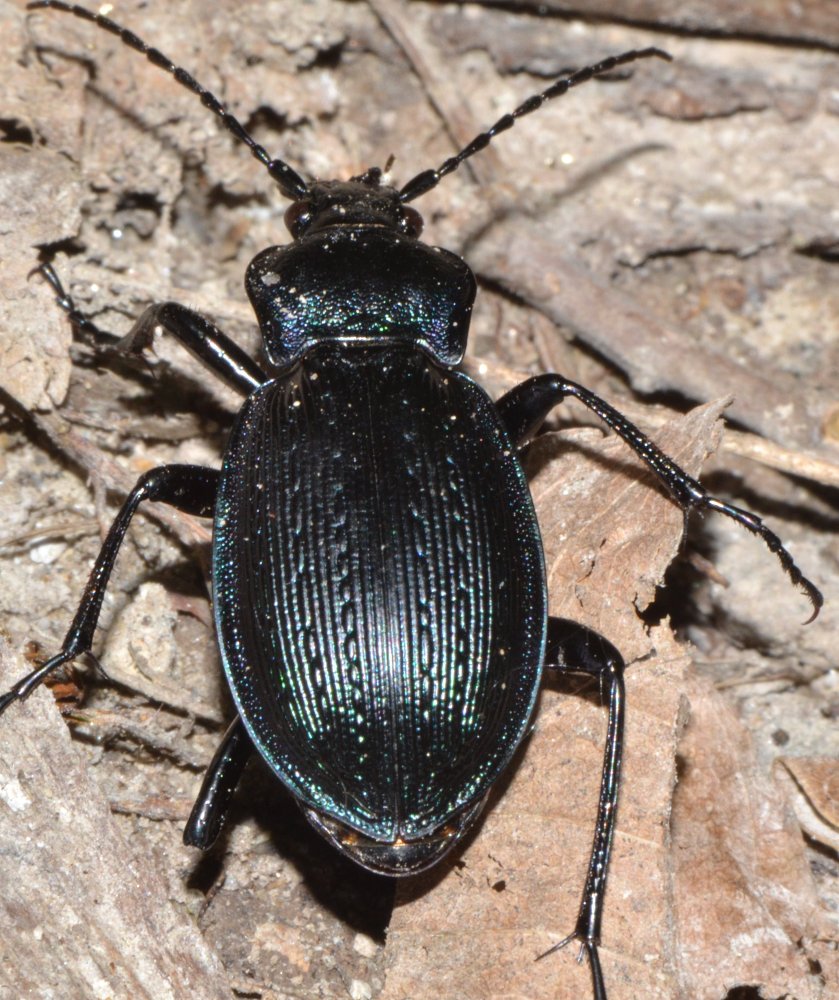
(284, 200, 314, 237)
(400, 205, 424, 238)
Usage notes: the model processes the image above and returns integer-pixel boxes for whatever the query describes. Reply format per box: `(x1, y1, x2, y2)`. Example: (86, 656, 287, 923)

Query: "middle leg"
(0, 464, 219, 714)
(184, 716, 254, 849)
(496, 373, 821, 615)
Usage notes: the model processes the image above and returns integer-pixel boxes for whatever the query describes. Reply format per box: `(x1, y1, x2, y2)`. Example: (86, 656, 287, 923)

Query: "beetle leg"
(183, 715, 253, 849)
(120, 302, 267, 396)
(35, 263, 267, 396)
(539, 617, 624, 1000)
(34, 262, 113, 345)
(497, 375, 822, 618)
(0, 464, 219, 715)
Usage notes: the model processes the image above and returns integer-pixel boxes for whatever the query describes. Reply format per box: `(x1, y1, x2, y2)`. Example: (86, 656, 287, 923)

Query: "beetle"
(1, 3, 822, 999)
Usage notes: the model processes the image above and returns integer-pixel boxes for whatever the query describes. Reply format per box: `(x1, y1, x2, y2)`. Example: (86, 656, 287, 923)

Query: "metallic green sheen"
(213, 344, 546, 841)
(246, 228, 475, 368)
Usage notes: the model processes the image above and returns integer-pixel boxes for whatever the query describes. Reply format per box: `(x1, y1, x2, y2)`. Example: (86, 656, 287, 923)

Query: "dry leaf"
(671, 674, 832, 999)
(776, 756, 839, 854)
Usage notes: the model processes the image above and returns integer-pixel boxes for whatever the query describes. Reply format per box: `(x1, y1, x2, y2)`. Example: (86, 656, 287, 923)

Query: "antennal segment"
(27, 0, 309, 201)
(399, 46, 671, 204)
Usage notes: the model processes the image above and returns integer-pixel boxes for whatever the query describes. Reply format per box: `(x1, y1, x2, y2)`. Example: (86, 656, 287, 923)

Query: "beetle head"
(284, 171, 424, 240)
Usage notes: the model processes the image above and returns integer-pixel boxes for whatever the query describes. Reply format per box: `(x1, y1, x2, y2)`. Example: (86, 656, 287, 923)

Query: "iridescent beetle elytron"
(2, 4, 822, 998)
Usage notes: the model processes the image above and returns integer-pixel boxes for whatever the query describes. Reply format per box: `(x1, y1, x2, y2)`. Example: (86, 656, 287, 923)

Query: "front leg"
(497, 374, 822, 617)
(37, 263, 267, 397)
(540, 618, 625, 1000)
(0, 464, 219, 714)
(120, 302, 267, 396)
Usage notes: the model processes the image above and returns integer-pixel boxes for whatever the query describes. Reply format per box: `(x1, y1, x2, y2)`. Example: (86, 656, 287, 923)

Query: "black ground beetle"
(2, 3, 823, 999)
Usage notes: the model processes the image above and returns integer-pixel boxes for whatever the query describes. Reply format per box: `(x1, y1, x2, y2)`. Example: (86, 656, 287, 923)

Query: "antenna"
(27, 0, 309, 200)
(399, 47, 671, 203)
(28, 3, 671, 208)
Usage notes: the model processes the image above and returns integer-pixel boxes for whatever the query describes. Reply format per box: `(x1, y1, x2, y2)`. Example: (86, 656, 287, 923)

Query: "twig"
(470, 227, 830, 450)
